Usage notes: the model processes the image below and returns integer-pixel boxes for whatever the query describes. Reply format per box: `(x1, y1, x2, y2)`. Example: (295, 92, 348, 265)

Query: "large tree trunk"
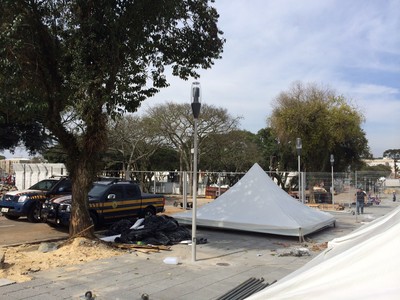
(64, 109, 107, 238)
(69, 160, 96, 238)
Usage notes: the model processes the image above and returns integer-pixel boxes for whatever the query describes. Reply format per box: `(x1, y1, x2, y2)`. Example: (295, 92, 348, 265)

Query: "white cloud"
(143, 0, 400, 158)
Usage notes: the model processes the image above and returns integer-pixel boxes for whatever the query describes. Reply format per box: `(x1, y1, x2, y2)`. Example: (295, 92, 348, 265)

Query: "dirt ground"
(0, 237, 129, 283)
(0, 199, 326, 284)
(0, 204, 197, 283)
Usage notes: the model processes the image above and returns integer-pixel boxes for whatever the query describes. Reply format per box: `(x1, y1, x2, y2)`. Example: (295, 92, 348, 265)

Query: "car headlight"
(18, 195, 29, 203)
(60, 204, 71, 212)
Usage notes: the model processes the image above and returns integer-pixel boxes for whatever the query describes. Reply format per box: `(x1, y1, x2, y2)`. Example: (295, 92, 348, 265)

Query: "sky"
(3, 0, 400, 159)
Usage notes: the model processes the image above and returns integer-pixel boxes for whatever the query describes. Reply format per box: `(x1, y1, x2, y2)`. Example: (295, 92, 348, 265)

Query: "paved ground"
(1, 195, 398, 300)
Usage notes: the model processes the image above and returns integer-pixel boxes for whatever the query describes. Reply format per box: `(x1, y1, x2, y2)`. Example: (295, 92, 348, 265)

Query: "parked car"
(0, 177, 72, 222)
(41, 180, 165, 227)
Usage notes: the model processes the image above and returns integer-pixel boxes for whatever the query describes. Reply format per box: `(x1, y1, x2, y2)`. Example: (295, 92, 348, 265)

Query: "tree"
(0, 1, 224, 238)
(383, 149, 400, 178)
(42, 144, 68, 164)
(145, 102, 241, 175)
(0, 53, 51, 154)
(200, 130, 262, 172)
(254, 128, 280, 171)
(268, 82, 370, 172)
(106, 115, 164, 179)
(105, 114, 180, 191)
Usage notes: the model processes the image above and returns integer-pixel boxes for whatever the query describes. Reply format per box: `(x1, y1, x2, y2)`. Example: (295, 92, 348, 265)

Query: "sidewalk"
(1, 198, 398, 300)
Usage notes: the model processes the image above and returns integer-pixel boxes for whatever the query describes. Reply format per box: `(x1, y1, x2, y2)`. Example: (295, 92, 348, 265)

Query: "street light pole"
(330, 154, 335, 206)
(296, 138, 302, 203)
(191, 82, 201, 262)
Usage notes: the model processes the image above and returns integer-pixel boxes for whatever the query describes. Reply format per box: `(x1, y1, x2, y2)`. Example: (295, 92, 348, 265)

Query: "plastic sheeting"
(103, 215, 191, 245)
(245, 205, 400, 300)
(173, 163, 335, 237)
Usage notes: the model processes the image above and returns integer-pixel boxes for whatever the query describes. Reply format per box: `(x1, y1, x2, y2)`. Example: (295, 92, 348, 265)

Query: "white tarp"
(246, 205, 400, 300)
(173, 163, 335, 237)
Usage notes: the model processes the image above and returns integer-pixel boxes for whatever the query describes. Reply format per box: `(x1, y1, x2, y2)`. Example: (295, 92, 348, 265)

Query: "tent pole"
(299, 228, 304, 243)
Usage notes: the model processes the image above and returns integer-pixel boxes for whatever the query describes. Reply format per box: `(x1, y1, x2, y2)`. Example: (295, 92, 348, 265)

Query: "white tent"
(173, 163, 335, 238)
(246, 205, 400, 300)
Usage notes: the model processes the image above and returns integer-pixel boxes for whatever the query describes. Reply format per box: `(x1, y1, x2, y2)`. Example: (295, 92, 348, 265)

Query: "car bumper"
(0, 202, 28, 217)
(42, 209, 70, 226)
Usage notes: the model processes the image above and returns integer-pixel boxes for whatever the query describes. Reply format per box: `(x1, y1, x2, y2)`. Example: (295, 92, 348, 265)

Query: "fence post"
(183, 171, 188, 209)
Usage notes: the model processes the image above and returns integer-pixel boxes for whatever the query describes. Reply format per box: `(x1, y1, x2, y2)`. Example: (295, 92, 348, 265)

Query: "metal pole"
(192, 118, 198, 262)
(183, 171, 187, 209)
(298, 155, 302, 203)
(331, 164, 335, 205)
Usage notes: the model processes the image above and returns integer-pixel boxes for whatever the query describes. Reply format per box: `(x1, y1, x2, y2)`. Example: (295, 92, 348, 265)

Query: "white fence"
(13, 163, 68, 190)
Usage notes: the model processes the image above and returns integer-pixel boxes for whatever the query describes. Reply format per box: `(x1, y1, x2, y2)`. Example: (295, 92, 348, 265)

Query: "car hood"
(50, 195, 72, 204)
(5, 189, 45, 196)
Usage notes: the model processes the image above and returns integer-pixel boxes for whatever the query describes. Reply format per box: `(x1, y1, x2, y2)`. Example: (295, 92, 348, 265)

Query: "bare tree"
(146, 102, 241, 191)
(107, 115, 164, 179)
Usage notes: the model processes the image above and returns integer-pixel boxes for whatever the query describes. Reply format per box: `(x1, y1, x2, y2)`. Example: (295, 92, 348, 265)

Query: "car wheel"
(27, 202, 41, 223)
(142, 207, 155, 218)
(4, 214, 20, 221)
(89, 211, 98, 228)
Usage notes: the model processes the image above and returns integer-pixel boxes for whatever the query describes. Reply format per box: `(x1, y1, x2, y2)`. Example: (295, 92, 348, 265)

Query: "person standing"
(393, 192, 396, 202)
(355, 187, 367, 215)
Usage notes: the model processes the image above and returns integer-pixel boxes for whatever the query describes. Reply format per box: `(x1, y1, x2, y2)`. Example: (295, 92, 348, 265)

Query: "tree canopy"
(0, 0, 224, 237)
(268, 82, 371, 172)
(144, 102, 241, 173)
(200, 130, 262, 172)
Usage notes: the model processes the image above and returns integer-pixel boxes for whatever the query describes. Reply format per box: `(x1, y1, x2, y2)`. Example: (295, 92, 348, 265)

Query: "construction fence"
(9, 164, 400, 204)
(102, 169, 398, 205)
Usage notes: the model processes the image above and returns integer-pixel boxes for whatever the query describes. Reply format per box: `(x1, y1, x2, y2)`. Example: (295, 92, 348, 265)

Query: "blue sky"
(139, 0, 400, 158)
(3, 0, 400, 159)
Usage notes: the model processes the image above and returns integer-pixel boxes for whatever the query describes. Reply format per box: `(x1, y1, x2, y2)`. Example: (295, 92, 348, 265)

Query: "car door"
(102, 185, 126, 222)
(124, 184, 142, 217)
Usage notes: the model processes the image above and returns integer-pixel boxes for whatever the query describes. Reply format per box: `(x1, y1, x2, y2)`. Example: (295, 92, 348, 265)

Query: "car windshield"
(88, 184, 109, 198)
(29, 179, 59, 191)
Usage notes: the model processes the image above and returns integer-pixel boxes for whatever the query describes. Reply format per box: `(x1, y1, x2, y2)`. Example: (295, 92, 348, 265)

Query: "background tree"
(268, 82, 370, 172)
(200, 130, 262, 172)
(254, 128, 280, 171)
(254, 128, 294, 188)
(145, 102, 241, 176)
(0, 1, 224, 238)
(42, 144, 68, 164)
(106, 115, 164, 180)
(383, 149, 400, 178)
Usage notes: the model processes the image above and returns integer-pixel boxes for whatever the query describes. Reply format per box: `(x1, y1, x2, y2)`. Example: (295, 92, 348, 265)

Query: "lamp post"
(296, 138, 302, 203)
(330, 154, 334, 206)
(191, 82, 201, 262)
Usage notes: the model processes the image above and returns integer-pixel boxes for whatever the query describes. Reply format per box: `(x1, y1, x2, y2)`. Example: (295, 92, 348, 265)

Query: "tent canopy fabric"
(173, 163, 335, 237)
(246, 205, 400, 300)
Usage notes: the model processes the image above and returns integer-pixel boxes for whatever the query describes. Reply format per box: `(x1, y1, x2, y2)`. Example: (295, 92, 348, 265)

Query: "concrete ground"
(0, 195, 398, 300)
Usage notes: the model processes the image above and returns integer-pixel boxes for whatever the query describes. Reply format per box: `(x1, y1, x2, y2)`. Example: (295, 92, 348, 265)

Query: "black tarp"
(106, 215, 192, 246)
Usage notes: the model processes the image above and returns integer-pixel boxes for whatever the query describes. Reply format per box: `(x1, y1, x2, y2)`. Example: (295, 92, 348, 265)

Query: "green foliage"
(145, 102, 241, 172)
(268, 82, 371, 172)
(200, 130, 262, 172)
(42, 144, 68, 164)
(383, 149, 400, 159)
(360, 164, 392, 174)
(254, 128, 281, 170)
(142, 147, 179, 171)
(383, 149, 400, 177)
(0, 1, 224, 236)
